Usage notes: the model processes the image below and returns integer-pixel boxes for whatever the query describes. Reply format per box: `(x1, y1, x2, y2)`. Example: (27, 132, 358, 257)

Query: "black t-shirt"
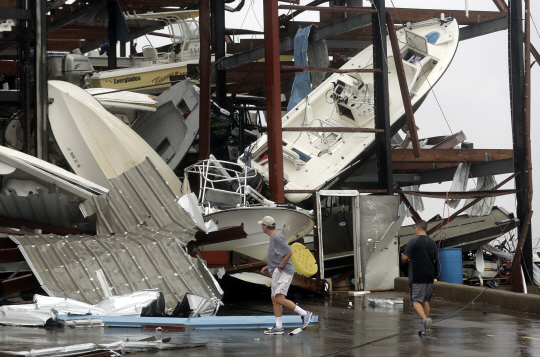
(403, 235, 437, 284)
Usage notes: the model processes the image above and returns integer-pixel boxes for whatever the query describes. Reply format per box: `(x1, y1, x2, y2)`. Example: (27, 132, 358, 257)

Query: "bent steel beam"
(387, 11, 420, 158)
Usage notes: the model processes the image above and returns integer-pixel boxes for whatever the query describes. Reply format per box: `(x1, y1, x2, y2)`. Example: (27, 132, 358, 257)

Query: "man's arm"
(401, 253, 410, 263)
(278, 252, 293, 271)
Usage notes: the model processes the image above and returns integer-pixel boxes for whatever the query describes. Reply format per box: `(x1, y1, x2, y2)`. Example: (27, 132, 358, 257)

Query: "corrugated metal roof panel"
(11, 227, 222, 308)
(81, 157, 196, 242)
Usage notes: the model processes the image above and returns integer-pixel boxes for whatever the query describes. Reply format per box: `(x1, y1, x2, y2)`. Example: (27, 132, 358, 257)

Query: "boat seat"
(283, 147, 309, 170)
(142, 45, 170, 63)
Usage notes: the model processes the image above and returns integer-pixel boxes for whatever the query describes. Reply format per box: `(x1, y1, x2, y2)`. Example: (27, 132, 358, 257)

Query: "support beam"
(389, 149, 513, 163)
(264, 0, 285, 203)
(0, 9, 31, 19)
(198, 0, 211, 160)
(426, 172, 519, 236)
(493, 0, 508, 12)
(387, 12, 420, 158)
(279, 0, 329, 23)
(508, 0, 532, 283)
(281, 65, 379, 73)
(459, 15, 508, 41)
(0, 274, 40, 296)
(397, 190, 422, 223)
(282, 127, 383, 133)
(36, 0, 48, 160)
(107, 0, 117, 70)
(510, 210, 533, 293)
(372, 0, 393, 195)
(211, 0, 227, 108)
(47, 0, 107, 34)
(396, 189, 520, 200)
(278, 5, 377, 13)
(218, 12, 373, 72)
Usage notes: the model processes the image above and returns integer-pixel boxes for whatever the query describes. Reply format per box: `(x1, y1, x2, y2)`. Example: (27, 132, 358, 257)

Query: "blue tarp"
(57, 315, 319, 329)
(287, 25, 313, 111)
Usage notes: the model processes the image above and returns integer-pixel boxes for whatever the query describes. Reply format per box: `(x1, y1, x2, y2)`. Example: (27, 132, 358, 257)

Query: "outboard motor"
(48, 54, 94, 87)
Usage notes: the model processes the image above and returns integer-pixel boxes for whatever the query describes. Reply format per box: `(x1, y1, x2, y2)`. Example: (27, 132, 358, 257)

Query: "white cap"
(258, 216, 275, 226)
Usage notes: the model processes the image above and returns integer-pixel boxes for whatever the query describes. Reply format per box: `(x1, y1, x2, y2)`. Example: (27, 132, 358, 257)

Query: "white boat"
(88, 10, 200, 95)
(86, 88, 157, 125)
(47, 80, 183, 196)
(0, 144, 107, 200)
(0, 144, 107, 230)
(184, 158, 313, 261)
(239, 16, 459, 203)
(202, 206, 313, 261)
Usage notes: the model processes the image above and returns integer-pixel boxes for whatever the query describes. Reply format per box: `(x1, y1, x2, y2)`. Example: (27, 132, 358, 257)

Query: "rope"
(317, 288, 488, 357)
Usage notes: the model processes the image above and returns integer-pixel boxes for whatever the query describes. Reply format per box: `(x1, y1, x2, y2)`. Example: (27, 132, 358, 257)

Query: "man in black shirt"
(401, 220, 437, 335)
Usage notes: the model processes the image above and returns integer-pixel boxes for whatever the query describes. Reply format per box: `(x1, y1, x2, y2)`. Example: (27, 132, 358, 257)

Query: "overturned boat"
(239, 16, 459, 203)
(47, 80, 183, 196)
(184, 158, 313, 261)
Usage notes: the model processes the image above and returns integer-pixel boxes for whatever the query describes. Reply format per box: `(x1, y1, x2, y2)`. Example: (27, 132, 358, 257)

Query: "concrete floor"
(1, 290, 540, 356)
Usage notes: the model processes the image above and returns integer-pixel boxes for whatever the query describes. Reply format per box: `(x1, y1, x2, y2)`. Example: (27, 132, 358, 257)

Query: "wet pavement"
(1, 290, 540, 356)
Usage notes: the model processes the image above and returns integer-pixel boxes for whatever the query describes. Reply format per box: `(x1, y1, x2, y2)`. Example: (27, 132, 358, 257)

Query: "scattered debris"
(367, 297, 404, 306)
(0, 338, 206, 356)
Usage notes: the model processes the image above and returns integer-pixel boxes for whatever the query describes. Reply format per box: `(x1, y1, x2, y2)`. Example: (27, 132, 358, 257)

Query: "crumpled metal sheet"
(464, 175, 497, 217)
(0, 190, 94, 231)
(398, 185, 424, 217)
(399, 207, 517, 252)
(306, 35, 329, 89)
(0, 340, 202, 356)
(80, 157, 196, 243)
(10, 230, 223, 309)
(33, 290, 162, 316)
(448, 162, 471, 208)
(0, 305, 55, 326)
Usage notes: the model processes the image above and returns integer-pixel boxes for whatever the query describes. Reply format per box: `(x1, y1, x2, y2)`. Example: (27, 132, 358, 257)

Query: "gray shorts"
(409, 283, 433, 305)
(271, 270, 293, 297)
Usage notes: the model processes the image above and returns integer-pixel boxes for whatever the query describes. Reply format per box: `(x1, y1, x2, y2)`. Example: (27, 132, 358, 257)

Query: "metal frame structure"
(0, 0, 534, 288)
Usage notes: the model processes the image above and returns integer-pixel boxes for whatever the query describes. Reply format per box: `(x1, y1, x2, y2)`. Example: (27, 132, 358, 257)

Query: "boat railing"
(184, 157, 272, 207)
(124, 10, 200, 63)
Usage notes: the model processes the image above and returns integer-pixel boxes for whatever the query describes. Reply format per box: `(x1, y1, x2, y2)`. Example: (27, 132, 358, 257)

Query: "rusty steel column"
(387, 12, 420, 158)
(524, 0, 532, 211)
(264, 0, 285, 202)
(198, 0, 211, 160)
(372, 0, 393, 195)
(508, 0, 532, 282)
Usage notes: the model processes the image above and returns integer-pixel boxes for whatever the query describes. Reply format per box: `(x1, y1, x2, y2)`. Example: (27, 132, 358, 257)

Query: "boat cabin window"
(426, 31, 441, 45)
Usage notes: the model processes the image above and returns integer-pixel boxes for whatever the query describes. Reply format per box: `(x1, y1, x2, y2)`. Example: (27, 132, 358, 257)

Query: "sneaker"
(424, 318, 432, 334)
(264, 326, 284, 335)
(301, 311, 313, 330)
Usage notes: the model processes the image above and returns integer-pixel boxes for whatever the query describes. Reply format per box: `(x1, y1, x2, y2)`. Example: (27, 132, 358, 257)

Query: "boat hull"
(89, 61, 197, 95)
(201, 206, 314, 261)
(48, 80, 183, 196)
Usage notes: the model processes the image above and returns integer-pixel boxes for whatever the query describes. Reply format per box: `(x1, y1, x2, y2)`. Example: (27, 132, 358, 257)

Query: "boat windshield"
(174, 19, 200, 42)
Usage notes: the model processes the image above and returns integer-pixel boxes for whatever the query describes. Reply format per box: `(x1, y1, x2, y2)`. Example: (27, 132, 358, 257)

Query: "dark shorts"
(409, 283, 433, 305)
